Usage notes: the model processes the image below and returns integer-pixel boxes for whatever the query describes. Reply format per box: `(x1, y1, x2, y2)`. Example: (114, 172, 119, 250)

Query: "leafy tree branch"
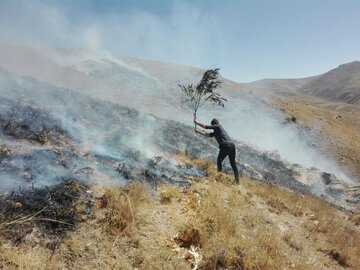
(179, 68, 226, 130)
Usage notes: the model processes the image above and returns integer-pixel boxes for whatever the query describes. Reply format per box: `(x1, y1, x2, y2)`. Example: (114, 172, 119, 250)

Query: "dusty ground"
(1, 158, 359, 270)
(272, 92, 360, 181)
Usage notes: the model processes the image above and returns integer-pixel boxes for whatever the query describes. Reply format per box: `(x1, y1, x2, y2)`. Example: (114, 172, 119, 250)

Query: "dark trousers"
(217, 142, 239, 183)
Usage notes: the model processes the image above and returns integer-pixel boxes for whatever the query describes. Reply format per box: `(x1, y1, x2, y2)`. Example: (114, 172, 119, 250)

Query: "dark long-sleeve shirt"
(205, 124, 232, 147)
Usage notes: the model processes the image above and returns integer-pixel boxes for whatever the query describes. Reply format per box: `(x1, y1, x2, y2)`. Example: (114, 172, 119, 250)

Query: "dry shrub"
(192, 158, 213, 173)
(174, 226, 202, 248)
(327, 249, 349, 267)
(159, 185, 181, 204)
(199, 237, 245, 270)
(283, 232, 303, 251)
(98, 182, 149, 236)
(348, 213, 360, 226)
(180, 155, 239, 185)
(224, 244, 245, 269)
(183, 156, 230, 183)
(37, 128, 51, 145)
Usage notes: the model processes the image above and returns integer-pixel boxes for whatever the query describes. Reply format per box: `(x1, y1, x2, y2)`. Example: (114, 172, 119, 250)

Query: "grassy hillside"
(273, 93, 360, 179)
(1, 157, 359, 270)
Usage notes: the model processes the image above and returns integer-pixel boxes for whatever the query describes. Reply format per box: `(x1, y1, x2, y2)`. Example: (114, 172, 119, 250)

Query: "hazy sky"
(0, 0, 359, 82)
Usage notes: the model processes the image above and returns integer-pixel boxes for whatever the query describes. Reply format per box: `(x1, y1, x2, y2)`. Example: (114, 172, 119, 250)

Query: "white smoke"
(82, 25, 104, 53)
(0, 0, 356, 189)
(195, 94, 353, 182)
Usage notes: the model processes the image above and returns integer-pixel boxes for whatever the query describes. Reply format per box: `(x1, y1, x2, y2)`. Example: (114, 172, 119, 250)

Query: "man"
(194, 118, 240, 184)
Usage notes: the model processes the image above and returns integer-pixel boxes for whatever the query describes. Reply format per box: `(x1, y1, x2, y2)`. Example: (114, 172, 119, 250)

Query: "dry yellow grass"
(273, 93, 360, 179)
(1, 157, 359, 270)
(97, 181, 150, 236)
(159, 184, 182, 204)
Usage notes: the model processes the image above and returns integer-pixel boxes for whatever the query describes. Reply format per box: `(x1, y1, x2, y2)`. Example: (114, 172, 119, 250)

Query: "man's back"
(205, 124, 232, 146)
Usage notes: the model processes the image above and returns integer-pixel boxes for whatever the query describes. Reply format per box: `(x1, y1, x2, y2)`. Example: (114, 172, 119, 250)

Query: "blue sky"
(0, 0, 359, 82)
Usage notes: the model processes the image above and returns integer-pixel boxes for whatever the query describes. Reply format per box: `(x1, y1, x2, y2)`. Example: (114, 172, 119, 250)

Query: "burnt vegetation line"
(0, 179, 94, 243)
(1, 105, 67, 145)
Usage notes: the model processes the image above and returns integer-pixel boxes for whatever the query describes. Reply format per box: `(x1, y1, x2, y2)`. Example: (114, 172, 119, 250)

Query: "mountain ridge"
(246, 61, 360, 105)
(298, 61, 360, 104)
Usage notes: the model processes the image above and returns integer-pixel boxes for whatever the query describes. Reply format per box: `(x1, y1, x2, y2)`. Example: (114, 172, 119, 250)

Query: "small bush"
(175, 226, 202, 248)
(98, 182, 149, 236)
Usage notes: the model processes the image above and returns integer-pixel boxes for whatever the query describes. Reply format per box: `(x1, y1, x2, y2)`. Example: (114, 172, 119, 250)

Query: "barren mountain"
(299, 61, 360, 104)
(247, 61, 360, 105)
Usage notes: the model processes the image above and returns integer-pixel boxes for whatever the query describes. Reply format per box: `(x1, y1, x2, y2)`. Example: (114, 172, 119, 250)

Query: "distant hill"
(299, 61, 360, 104)
(246, 61, 360, 105)
(246, 77, 316, 93)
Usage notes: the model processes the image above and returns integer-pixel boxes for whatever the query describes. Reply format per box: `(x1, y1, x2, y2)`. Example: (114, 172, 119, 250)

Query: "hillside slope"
(246, 61, 360, 105)
(273, 93, 360, 179)
(246, 77, 316, 94)
(1, 160, 360, 270)
(299, 61, 360, 104)
(0, 45, 360, 269)
(0, 68, 358, 210)
(0, 45, 243, 122)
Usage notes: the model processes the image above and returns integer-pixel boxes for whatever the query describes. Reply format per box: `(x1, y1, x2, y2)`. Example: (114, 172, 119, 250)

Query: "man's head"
(211, 118, 219, 125)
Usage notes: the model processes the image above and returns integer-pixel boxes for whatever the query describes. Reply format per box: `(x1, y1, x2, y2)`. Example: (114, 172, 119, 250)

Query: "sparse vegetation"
(159, 185, 181, 204)
(97, 182, 149, 236)
(275, 95, 360, 178)
(36, 127, 51, 145)
(0, 144, 11, 164)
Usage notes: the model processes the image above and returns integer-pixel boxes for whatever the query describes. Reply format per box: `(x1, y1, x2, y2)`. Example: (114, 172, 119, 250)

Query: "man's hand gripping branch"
(194, 117, 210, 137)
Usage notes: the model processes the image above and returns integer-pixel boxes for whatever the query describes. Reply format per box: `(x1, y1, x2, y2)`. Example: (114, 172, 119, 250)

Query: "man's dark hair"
(211, 118, 219, 125)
